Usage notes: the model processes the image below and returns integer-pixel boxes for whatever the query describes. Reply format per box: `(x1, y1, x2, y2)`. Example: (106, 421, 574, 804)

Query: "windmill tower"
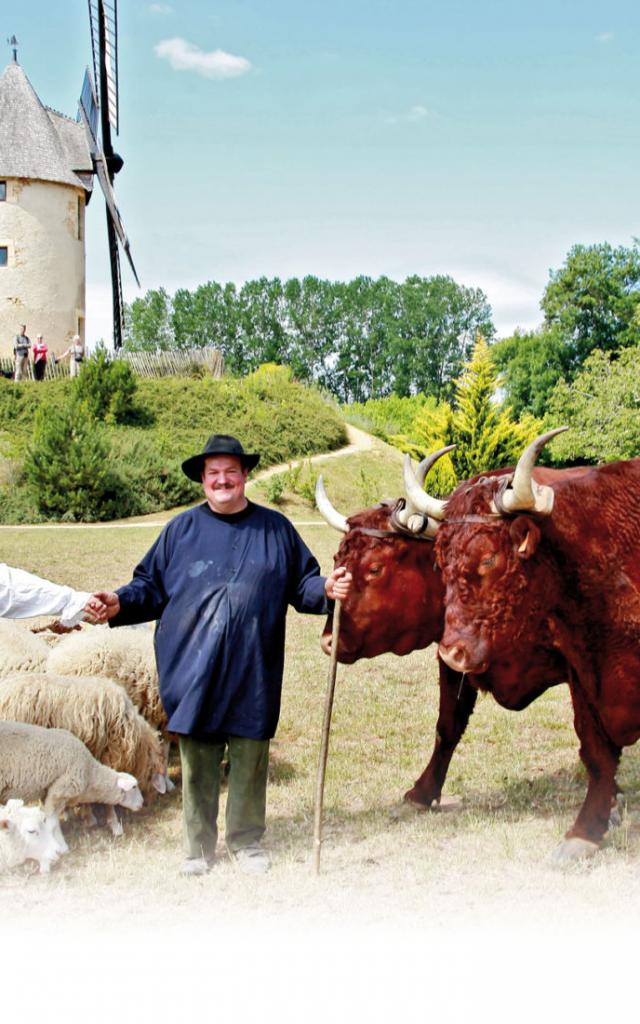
(0, 39, 94, 359)
(0, 4, 138, 361)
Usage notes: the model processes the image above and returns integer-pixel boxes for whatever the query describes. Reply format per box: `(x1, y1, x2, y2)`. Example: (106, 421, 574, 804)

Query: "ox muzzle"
(438, 625, 491, 676)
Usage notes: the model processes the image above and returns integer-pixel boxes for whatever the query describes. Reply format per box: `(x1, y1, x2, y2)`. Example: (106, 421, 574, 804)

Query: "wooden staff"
(313, 598, 342, 876)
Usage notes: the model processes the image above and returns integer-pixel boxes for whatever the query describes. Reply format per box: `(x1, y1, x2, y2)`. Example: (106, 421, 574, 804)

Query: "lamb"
(0, 722, 143, 839)
(0, 618, 49, 677)
(47, 625, 167, 730)
(0, 673, 167, 799)
(0, 797, 68, 874)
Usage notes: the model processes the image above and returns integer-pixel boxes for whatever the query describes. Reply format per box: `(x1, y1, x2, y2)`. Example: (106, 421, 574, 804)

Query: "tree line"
(124, 274, 494, 403)
(124, 242, 640, 412)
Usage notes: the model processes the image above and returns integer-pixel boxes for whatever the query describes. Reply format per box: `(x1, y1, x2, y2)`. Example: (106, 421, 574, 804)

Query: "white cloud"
(154, 38, 252, 79)
(384, 105, 436, 125)
(148, 3, 174, 14)
(595, 31, 614, 43)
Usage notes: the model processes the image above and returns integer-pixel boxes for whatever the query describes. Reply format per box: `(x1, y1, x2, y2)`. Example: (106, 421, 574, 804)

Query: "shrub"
(109, 433, 200, 516)
(265, 473, 286, 504)
(74, 344, 139, 424)
(24, 399, 122, 521)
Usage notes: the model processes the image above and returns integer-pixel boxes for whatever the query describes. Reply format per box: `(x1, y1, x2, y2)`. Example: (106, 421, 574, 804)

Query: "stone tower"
(0, 58, 94, 359)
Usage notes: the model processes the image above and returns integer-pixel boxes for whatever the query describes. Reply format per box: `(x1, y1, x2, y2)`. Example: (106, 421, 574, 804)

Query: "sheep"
(0, 618, 49, 677)
(0, 721, 143, 839)
(0, 673, 168, 800)
(47, 625, 167, 731)
(0, 797, 68, 874)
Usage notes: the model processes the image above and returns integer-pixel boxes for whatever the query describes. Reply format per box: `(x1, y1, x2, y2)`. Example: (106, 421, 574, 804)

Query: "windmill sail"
(79, 67, 99, 155)
(81, 0, 138, 348)
(88, 0, 118, 135)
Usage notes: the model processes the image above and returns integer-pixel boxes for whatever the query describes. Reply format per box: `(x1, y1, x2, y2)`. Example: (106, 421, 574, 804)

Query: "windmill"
(78, 0, 139, 348)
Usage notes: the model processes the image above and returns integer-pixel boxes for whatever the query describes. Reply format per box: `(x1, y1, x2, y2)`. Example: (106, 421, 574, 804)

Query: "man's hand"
(325, 566, 352, 601)
(88, 591, 121, 622)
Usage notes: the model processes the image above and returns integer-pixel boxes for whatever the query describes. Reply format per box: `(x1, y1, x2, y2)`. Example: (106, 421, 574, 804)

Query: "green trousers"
(179, 734, 270, 860)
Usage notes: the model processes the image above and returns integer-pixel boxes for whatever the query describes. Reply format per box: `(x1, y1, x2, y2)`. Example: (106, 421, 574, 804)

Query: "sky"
(3, 0, 639, 345)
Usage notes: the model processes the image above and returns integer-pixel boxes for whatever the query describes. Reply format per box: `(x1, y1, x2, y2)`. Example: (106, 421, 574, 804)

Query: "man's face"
(201, 455, 248, 514)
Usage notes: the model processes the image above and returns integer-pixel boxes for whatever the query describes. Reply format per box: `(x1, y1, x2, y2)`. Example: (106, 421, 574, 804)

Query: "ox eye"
(367, 564, 383, 576)
(479, 556, 496, 569)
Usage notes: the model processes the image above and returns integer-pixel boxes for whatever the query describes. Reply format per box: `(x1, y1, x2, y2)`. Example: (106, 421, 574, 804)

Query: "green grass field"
(3, 449, 640, 932)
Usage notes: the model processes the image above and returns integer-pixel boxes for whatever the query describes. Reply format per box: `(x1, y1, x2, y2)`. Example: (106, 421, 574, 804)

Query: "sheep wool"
(47, 625, 167, 730)
(0, 619, 49, 677)
(0, 673, 165, 797)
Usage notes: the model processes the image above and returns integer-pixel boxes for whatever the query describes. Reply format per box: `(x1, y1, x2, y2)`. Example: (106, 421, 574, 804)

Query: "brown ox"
(317, 462, 567, 810)
(428, 429, 640, 859)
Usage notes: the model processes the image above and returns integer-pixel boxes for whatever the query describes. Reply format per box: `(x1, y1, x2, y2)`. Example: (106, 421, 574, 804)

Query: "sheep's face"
(0, 801, 68, 873)
(116, 773, 144, 812)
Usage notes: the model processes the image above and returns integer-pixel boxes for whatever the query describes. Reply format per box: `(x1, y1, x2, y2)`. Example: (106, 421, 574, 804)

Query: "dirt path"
(252, 423, 375, 481)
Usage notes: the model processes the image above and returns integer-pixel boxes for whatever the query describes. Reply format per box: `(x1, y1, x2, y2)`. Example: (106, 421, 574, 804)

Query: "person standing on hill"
(32, 334, 48, 382)
(94, 433, 352, 878)
(13, 324, 30, 381)
(57, 335, 85, 378)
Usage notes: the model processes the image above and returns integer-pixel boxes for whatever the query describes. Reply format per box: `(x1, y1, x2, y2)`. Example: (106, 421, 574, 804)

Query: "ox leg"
(404, 662, 477, 807)
(564, 676, 621, 846)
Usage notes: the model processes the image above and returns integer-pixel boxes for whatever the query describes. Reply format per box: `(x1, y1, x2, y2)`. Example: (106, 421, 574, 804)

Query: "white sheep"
(0, 797, 68, 874)
(0, 673, 168, 800)
(0, 618, 49, 677)
(0, 722, 143, 838)
(47, 625, 167, 731)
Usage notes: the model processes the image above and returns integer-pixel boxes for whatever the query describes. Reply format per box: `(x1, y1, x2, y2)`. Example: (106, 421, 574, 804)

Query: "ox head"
(434, 429, 567, 675)
(316, 449, 453, 663)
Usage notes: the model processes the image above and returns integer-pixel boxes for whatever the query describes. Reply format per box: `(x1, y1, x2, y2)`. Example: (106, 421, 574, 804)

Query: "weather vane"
(7, 35, 18, 62)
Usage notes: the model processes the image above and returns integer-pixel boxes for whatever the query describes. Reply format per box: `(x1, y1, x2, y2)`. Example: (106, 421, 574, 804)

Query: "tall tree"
(124, 287, 174, 351)
(491, 327, 571, 418)
(541, 242, 640, 366)
(391, 276, 494, 399)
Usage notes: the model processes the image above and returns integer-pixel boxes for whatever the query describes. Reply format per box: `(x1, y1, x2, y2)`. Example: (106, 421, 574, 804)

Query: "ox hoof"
(609, 794, 625, 829)
(550, 837, 600, 866)
(390, 801, 429, 821)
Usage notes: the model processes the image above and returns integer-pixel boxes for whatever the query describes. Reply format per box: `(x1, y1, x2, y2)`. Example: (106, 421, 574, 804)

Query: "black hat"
(181, 434, 260, 481)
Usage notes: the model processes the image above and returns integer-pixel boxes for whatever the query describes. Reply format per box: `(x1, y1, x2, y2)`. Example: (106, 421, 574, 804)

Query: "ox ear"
(510, 517, 541, 560)
(0, 817, 9, 830)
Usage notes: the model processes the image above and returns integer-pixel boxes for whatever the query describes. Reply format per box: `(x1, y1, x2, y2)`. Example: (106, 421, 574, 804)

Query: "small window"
(77, 196, 83, 240)
(0, 247, 8, 267)
(0, 182, 6, 201)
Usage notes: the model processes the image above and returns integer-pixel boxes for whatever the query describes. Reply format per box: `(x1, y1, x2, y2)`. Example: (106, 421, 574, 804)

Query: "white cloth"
(0, 564, 91, 626)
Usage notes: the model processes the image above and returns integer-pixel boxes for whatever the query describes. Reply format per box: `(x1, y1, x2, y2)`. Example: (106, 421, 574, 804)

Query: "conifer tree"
(450, 336, 540, 479)
(24, 399, 119, 521)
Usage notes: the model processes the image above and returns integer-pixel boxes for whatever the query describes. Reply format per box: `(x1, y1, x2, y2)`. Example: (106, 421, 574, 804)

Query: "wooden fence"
(0, 347, 225, 381)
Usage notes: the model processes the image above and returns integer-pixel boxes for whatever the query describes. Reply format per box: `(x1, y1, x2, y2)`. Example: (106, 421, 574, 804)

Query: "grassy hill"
(0, 366, 348, 523)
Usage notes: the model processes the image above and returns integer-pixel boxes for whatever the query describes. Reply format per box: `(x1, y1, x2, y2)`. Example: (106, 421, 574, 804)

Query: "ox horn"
(315, 475, 348, 533)
(496, 427, 568, 516)
(402, 447, 454, 521)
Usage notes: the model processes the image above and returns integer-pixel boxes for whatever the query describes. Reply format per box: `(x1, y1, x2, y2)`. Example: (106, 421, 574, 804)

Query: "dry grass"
(3, 507, 640, 945)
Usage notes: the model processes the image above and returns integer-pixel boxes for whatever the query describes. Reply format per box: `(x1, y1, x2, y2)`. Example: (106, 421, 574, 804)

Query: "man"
(0, 563, 108, 625)
(13, 324, 30, 381)
(96, 434, 352, 877)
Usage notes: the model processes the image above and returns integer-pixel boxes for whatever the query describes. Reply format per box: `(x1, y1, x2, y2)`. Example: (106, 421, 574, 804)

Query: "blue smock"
(110, 501, 330, 739)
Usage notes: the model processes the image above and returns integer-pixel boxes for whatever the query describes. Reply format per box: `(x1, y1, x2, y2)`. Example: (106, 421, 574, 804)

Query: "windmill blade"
(79, 67, 99, 156)
(94, 153, 140, 286)
(106, 211, 124, 349)
(88, 0, 119, 149)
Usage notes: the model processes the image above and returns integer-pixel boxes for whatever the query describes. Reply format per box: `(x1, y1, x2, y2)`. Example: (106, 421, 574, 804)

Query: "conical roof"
(0, 61, 93, 190)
